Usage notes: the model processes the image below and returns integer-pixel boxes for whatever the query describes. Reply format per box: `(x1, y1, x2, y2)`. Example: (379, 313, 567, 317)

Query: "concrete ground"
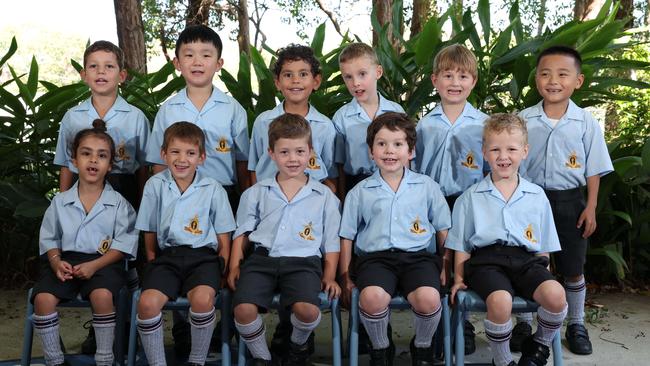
(2, 289, 649, 365)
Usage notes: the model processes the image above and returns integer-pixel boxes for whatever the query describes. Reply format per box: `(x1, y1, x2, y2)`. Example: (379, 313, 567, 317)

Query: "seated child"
(135, 122, 235, 366)
(32, 119, 138, 366)
(229, 113, 341, 366)
(446, 114, 568, 366)
(338, 112, 451, 366)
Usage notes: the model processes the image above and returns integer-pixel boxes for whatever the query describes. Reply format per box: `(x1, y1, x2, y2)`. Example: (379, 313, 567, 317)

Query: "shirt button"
(281, 226, 286, 230)
(394, 217, 397, 220)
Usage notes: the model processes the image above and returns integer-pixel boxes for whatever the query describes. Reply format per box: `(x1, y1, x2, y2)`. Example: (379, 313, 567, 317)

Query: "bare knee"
(534, 280, 566, 313)
(485, 291, 512, 323)
(234, 303, 259, 324)
(89, 288, 114, 314)
(292, 302, 320, 322)
(407, 287, 440, 314)
(359, 286, 391, 314)
(188, 286, 216, 313)
(33, 293, 60, 315)
(137, 290, 167, 319)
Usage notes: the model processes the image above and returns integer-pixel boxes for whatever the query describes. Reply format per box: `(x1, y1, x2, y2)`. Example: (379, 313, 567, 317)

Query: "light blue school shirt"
(445, 174, 561, 254)
(518, 100, 613, 190)
(247, 103, 337, 181)
(339, 168, 451, 254)
(54, 96, 150, 174)
(145, 86, 250, 186)
(234, 176, 341, 257)
(39, 182, 138, 258)
(136, 169, 236, 251)
(332, 94, 404, 175)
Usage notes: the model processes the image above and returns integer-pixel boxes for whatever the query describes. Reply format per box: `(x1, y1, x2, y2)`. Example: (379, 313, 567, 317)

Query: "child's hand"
(53, 260, 74, 282)
(72, 261, 98, 280)
(577, 205, 597, 238)
(322, 278, 341, 300)
(338, 273, 356, 309)
(450, 281, 467, 306)
(227, 266, 240, 291)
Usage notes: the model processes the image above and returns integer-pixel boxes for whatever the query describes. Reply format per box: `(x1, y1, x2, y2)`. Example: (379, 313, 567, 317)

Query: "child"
(333, 43, 404, 195)
(446, 113, 567, 366)
(228, 113, 341, 366)
(33, 119, 138, 366)
(135, 122, 235, 366)
(248, 44, 337, 192)
(517, 46, 613, 355)
(54, 40, 150, 209)
(414, 43, 489, 354)
(339, 112, 451, 366)
(145, 25, 250, 210)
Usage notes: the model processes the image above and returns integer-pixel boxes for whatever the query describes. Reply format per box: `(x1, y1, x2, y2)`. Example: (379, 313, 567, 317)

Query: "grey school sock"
(359, 307, 391, 350)
(515, 312, 533, 325)
(413, 306, 441, 348)
(93, 312, 116, 366)
(290, 312, 321, 345)
(33, 312, 64, 366)
(137, 313, 166, 366)
(484, 318, 513, 366)
(534, 305, 568, 347)
(188, 308, 216, 365)
(235, 315, 271, 360)
(565, 279, 586, 325)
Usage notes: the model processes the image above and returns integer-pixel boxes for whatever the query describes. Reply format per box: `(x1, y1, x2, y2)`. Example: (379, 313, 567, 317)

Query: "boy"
(248, 44, 337, 192)
(414, 43, 488, 353)
(333, 43, 404, 195)
(446, 113, 567, 366)
(136, 122, 235, 366)
(228, 113, 341, 366)
(517, 46, 613, 355)
(339, 112, 450, 366)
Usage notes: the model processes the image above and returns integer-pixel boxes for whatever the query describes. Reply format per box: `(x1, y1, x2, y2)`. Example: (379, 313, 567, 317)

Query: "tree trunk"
(113, 0, 147, 74)
(574, 0, 605, 21)
(372, 0, 393, 47)
(187, 0, 212, 25)
(537, 0, 547, 36)
(236, 0, 250, 57)
(616, 0, 634, 29)
(410, 0, 433, 37)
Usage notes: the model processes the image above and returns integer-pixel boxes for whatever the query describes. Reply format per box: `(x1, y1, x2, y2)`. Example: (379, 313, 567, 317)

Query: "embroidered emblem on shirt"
(307, 152, 321, 170)
(215, 137, 231, 153)
(410, 217, 427, 235)
(524, 224, 538, 243)
(97, 236, 112, 254)
(184, 215, 204, 235)
(299, 222, 316, 240)
(565, 151, 581, 169)
(461, 151, 479, 169)
(116, 141, 130, 161)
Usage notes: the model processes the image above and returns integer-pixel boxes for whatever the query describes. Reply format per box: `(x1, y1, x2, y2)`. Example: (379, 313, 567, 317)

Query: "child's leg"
(33, 293, 64, 366)
(359, 286, 392, 350)
(137, 289, 169, 366)
(186, 285, 217, 365)
(407, 287, 441, 348)
(531, 280, 567, 346)
(234, 303, 271, 360)
(290, 302, 321, 346)
(565, 274, 586, 325)
(89, 289, 116, 366)
(484, 290, 514, 366)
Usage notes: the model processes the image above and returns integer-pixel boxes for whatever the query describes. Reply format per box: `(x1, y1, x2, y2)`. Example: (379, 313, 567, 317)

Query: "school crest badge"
(184, 215, 204, 235)
(116, 141, 130, 161)
(524, 224, 538, 243)
(97, 236, 112, 254)
(410, 217, 427, 235)
(307, 152, 321, 170)
(461, 151, 479, 169)
(215, 137, 231, 153)
(565, 151, 581, 169)
(299, 222, 315, 240)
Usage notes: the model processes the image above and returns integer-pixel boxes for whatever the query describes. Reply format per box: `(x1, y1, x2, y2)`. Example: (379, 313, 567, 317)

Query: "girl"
(31, 119, 138, 366)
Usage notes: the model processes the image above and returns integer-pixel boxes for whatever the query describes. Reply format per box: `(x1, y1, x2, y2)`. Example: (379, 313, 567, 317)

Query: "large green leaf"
(641, 138, 650, 174)
(0, 37, 17, 69)
(310, 23, 326, 57)
(414, 17, 442, 67)
(26, 56, 39, 97)
(477, 0, 490, 46)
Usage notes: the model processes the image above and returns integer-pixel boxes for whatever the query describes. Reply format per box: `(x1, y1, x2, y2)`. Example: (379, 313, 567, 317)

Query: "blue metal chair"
(127, 288, 232, 366)
(453, 290, 563, 366)
(21, 287, 129, 366)
(236, 292, 342, 366)
(348, 287, 453, 366)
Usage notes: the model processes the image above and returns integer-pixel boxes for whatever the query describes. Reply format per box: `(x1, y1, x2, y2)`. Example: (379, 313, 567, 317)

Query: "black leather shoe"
(509, 322, 532, 352)
(81, 320, 96, 355)
(566, 323, 592, 355)
(172, 319, 191, 358)
(270, 319, 292, 356)
(285, 340, 311, 366)
(409, 337, 434, 366)
(492, 360, 516, 366)
(518, 336, 550, 366)
(251, 358, 272, 366)
(463, 320, 476, 355)
(369, 341, 395, 366)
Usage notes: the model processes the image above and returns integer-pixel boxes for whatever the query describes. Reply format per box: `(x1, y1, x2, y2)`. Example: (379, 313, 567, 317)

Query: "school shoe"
(517, 335, 550, 366)
(565, 323, 593, 355)
(251, 358, 273, 366)
(172, 319, 192, 358)
(509, 322, 532, 352)
(369, 341, 395, 366)
(285, 340, 311, 366)
(409, 337, 434, 366)
(463, 320, 476, 354)
(270, 320, 316, 358)
(492, 361, 516, 366)
(80, 320, 96, 354)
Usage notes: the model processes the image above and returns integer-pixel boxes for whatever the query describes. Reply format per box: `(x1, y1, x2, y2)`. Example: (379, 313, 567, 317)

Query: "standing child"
(446, 114, 567, 366)
(517, 46, 613, 355)
(339, 112, 451, 366)
(229, 113, 341, 366)
(136, 122, 235, 366)
(33, 120, 138, 366)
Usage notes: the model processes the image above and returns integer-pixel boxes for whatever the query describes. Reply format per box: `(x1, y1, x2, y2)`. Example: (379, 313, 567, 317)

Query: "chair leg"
(454, 293, 466, 366)
(349, 288, 359, 366)
(21, 288, 34, 366)
(237, 334, 248, 366)
(331, 297, 341, 366)
(127, 290, 141, 366)
(442, 296, 452, 366)
(220, 289, 232, 366)
(552, 329, 563, 366)
(115, 287, 128, 366)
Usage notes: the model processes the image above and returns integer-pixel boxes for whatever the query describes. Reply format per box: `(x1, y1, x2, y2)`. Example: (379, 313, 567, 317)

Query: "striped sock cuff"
(137, 313, 163, 334)
(537, 304, 568, 331)
(413, 305, 441, 320)
(93, 312, 117, 328)
(484, 319, 513, 343)
(565, 280, 586, 292)
(190, 308, 216, 328)
(359, 307, 389, 321)
(236, 316, 265, 342)
(33, 312, 59, 330)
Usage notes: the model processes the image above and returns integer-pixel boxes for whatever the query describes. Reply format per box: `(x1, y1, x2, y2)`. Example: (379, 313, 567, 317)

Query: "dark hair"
(83, 40, 125, 70)
(536, 45, 582, 72)
(175, 25, 223, 58)
(71, 119, 116, 163)
(162, 121, 206, 155)
(366, 112, 416, 152)
(273, 44, 321, 77)
(268, 113, 313, 151)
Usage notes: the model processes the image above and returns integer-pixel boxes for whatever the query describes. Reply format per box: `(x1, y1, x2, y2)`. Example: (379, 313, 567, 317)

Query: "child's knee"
(137, 290, 166, 319)
(408, 287, 440, 313)
(535, 280, 567, 312)
(234, 303, 258, 323)
(33, 293, 59, 315)
(188, 286, 216, 313)
(291, 302, 320, 322)
(485, 290, 512, 321)
(359, 286, 391, 314)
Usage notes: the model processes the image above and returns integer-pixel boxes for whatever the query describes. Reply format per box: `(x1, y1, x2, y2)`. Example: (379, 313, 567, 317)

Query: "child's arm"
(337, 238, 354, 308)
(322, 251, 341, 300)
(249, 171, 257, 185)
(151, 164, 166, 174)
(72, 249, 124, 280)
(237, 161, 250, 191)
(578, 175, 600, 238)
(324, 178, 337, 194)
(436, 229, 450, 287)
(450, 250, 471, 305)
(216, 232, 231, 281)
(144, 232, 158, 262)
(135, 166, 149, 204)
(227, 234, 249, 290)
(59, 167, 74, 192)
(47, 249, 73, 282)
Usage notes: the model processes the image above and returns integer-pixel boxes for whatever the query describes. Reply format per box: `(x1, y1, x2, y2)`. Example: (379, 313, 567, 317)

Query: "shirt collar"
(170, 86, 230, 106)
(345, 93, 394, 118)
(275, 103, 329, 124)
(61, 181, 119, 207)
(73, 95, 131, 113)
(430, 102, 481, 120)
(259, 175, 327, 197)
(475, 174, 541, 197)
(364, 167, 424, 188)
(527, 99, 581, 122)
(160, 168, 212, 189)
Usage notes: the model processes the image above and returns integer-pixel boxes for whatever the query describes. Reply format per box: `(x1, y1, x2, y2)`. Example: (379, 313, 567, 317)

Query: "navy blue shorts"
(545, 188, 588, 277)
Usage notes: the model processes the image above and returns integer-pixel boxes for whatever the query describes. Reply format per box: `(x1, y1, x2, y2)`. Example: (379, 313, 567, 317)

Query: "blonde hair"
(339, 42, 379, 65)
(432, 44, 478, 79)
(483, 113, 528, 144)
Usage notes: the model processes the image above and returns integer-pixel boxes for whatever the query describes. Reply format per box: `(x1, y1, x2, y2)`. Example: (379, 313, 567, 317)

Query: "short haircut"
(432, 44, 478, 79)
(536, 45, 582, 72)
(71, 119, 116, 163)
(268, 113, 313, 151)
(366, 112, 416, 152)
(175, 25, 223, 58)
(162, 121, 206, 155)
(273, 44, 321, 77)
(482, 113, 528, 145)
(339, 42, 379, 65)
(84, 40, 125, 70)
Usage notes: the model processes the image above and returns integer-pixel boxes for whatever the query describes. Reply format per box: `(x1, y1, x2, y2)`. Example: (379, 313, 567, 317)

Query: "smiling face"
(340, 56, 382, 105)
(72, 135, 113, 186)
(483, 129, 528, 183)
(274, 60, 321, 107)
(81, 50, 126, 97)
(269, 136, 312, 180)
(173, 41, 224, 89)
(161, 138, 205, 187)
(431, 68, 476, 106)
(370, 126, 414, 176)
(535, 54, 584, 108)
